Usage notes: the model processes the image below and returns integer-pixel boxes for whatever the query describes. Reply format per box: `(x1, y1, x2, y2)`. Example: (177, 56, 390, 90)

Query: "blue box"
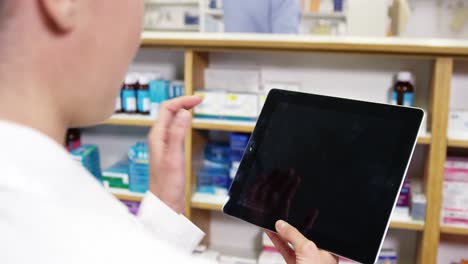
(71, 145, 102, 182)
(128, 142, 149, 193)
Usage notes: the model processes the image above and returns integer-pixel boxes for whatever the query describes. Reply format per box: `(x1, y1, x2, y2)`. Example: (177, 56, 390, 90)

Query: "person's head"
(0, 0, 143, 127)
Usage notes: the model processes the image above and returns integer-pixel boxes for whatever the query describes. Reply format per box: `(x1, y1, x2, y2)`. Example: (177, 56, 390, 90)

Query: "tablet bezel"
(222, 89, 424, 264)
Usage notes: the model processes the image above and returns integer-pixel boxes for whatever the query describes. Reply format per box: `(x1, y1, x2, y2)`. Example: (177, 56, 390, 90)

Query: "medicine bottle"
(122, 74, 138, 113)
(392, 72, 415, 107)
(137, 74, 151, 115)
(115, 85, 123, 113)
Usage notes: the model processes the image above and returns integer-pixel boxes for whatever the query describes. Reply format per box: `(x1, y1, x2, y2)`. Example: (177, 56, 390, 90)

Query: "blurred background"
(142, 0, 468, 38)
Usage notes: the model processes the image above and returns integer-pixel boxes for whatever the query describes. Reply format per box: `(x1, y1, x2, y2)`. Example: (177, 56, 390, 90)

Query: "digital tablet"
(223, 89, 424, 264)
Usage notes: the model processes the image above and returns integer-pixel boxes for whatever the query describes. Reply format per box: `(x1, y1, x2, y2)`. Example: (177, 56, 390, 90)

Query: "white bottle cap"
(397, 72, 413, 83)
(124, 74, 138, 85)
(138, 74, 151, 85)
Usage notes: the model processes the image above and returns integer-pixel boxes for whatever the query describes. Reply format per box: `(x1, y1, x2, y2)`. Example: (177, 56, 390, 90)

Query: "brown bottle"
(122, 74, 138, 113)
(137, 75, 151, 115)
(392, 72, 415, 107)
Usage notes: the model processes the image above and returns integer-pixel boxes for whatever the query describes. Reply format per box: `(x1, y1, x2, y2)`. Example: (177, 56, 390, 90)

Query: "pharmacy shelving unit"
(101, 32, 468, 264)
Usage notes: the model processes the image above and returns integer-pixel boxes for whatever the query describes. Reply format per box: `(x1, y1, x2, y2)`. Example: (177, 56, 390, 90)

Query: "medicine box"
(102, 159, 129, 190)
(442, 157, 468, 226)
(377, 249, 397, 264)
(71, 145, 102, 182)
(448, 110, 468, 140)
(411, 192, 426, 221)
(128, 142, 149, 193)
(194, 91, 259, 121)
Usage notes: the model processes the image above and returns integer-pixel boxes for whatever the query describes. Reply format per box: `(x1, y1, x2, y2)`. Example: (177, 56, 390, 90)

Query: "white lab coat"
(0, 121, 212, 263)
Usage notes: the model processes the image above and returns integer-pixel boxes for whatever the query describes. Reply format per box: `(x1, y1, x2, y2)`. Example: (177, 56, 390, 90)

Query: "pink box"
(442, 157, 468, 226)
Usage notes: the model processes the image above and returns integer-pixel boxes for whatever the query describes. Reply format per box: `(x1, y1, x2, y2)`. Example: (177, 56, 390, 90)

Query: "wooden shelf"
(448, 138, 468, 148)
(102, 115, 155, 127)
(191, 193, 226, 211)
(146, 0, 198, 5)
(192, 201, 224, 211)
(390, 220, 425, 231)
(192, 119, 255, 133)
(440, 225, 468, 236)
(417, 134, 432, 145)
(146, 25, 199, 32)
(141, 32, 468, 57)
(103, 117, 433, 147)
(110, 189, 144, 202)
(302, 12, 346, 20)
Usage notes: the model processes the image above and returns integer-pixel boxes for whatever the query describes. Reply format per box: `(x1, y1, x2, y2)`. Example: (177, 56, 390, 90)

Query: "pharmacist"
(0, 1, 335, 263)
(224, 0, 301, 33)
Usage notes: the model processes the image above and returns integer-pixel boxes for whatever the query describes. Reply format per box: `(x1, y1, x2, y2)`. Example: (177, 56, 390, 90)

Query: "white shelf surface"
(391, 212, 423, 224)
(302, 12, 347, 20)
(192, 192, 227, 206)
(205, 9, 224, 16)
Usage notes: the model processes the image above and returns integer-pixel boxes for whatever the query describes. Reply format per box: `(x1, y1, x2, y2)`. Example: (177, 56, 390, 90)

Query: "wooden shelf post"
(418, 58, 453, 264)
(184, 50, 210, 245)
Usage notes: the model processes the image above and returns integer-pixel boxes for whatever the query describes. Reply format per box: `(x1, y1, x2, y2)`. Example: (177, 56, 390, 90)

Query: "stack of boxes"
(196, 133, 250, 197)
(197, 144, 231, 196)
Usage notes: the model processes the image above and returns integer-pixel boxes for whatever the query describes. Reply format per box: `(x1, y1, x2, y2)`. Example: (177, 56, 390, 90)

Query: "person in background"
(0, 0, 335, 263)
(223, 0, 301, 33)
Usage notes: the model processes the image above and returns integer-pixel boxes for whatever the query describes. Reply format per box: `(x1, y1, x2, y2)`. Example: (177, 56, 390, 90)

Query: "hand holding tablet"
(267, 220, 339, 264)
(223, 89, 424, 264)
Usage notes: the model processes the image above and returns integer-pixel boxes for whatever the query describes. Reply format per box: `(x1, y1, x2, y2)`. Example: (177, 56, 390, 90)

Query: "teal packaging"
(122, 89, 137, 112)
(102, 159, 129, 190)
(71, 145, 102, 182)
(128, 142, 149, 193)
(137, 89, 150, 113)
(170, 81, 185, 98)
(391, 92, 414, 107)
(149, 80, 170, 118)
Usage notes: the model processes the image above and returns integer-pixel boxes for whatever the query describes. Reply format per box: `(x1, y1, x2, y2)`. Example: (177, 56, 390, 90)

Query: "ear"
(40, 0, 79, 32)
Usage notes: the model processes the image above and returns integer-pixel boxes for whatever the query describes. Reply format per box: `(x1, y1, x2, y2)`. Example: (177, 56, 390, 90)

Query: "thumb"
(276, 220, 319, 260)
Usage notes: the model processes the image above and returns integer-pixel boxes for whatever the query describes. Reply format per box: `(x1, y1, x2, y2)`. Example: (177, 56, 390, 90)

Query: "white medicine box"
(194, 90, 225, 118)
(223, 93, 258, 120)
(448, 110, 468, 140)
(194, 90, 259, 121)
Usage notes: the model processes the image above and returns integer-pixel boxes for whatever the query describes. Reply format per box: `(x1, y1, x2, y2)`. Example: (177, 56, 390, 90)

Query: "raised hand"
(147, 96, 202, 213)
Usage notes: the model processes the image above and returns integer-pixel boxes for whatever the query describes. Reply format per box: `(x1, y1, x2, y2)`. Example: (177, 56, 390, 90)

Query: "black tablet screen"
(223, 89, 423, 264)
